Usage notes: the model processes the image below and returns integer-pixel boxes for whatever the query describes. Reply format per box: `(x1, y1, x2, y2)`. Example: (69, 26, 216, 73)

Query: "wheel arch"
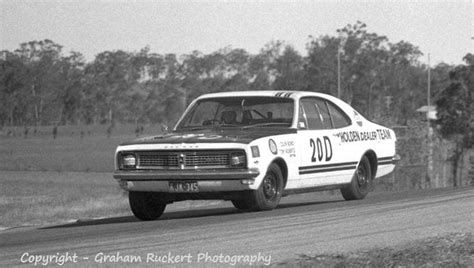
(269, 157, 288, 189)
(362, 150, 378, 179)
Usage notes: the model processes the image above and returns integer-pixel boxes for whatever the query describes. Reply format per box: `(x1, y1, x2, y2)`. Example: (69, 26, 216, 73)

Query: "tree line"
(0, 22, 470, 129)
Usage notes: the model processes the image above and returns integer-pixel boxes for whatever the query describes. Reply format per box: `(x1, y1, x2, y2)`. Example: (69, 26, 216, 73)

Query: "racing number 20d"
(310, 136, 333, 162)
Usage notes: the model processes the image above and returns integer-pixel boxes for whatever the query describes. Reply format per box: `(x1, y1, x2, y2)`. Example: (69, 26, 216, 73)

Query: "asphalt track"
(0, 187, 473, 267)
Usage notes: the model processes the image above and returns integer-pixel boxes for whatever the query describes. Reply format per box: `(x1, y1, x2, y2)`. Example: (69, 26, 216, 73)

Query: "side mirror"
(161, 124, 169, 134)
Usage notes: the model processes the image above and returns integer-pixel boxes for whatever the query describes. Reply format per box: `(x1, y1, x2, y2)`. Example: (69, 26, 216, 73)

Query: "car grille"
(134, 150, 241, 169)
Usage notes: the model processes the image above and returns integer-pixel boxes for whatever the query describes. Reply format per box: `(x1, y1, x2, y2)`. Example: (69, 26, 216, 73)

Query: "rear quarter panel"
(332, 120, 397, 179)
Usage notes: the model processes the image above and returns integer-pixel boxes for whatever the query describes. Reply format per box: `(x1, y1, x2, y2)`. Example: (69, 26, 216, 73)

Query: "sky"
(0, 0, 472, 65)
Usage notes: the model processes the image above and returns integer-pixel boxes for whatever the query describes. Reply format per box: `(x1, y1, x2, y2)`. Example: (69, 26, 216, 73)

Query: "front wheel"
(341, 156, 372, 200)
(247, 163, 284, 211)
(129, 191, 167, 220)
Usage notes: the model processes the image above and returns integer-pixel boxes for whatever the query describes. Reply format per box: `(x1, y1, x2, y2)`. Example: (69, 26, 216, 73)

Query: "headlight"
(121, 154, 136, 169)
(230, 152, 246, 168)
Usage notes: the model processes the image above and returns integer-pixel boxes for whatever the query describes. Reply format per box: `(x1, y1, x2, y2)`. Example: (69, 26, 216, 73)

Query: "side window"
(299, 97, 351, 130)
(313, 99, 333, 129)
(300, 99, 325, 130)
(298, 104, 308, 129)
(327, 102, 351, 128)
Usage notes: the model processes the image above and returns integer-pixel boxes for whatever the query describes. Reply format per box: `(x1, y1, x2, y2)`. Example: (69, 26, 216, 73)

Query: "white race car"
(114, 91, 399, 220)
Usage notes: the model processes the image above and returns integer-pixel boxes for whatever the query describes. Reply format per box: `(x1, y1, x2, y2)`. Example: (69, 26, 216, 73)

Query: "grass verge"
(0, 171, 227, 229)
(277, 232, 473, 267)
(0, 124, 164, 172)
(0, 171, 129, 228)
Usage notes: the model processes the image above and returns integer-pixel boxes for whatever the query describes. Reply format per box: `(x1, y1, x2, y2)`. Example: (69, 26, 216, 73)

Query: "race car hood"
(120, 128, 297, 145)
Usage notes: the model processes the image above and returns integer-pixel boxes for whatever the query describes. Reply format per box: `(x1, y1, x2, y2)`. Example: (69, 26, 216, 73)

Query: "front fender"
(247, 134, 296, 190)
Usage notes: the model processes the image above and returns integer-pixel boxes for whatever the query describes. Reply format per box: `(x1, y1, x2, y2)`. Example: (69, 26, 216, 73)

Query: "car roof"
(176, 90, 370, 129)
(198, 90, 334, 100)
(196, 91, 354, 113)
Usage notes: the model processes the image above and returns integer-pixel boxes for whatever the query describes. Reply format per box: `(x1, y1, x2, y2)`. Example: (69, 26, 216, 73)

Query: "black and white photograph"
(0, 0, 473, 267)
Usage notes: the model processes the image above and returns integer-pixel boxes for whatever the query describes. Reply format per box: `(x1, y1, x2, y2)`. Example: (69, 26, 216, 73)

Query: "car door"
(296, 97, 355, 188)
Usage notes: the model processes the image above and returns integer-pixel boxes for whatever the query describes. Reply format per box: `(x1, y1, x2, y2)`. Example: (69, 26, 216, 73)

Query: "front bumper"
(113, 168, 260, 192)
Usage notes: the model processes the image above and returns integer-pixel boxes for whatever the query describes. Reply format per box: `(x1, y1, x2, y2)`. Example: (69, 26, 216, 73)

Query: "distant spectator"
(24, 126, 29, 139)
(135, 126, 140, 137)
(52, 125, 58, 139)
(106, 125, 113, 139)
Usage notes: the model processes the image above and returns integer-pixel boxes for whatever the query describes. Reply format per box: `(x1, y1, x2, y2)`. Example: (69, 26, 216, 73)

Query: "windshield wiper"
(242, 122, 291, 129)
(180, 124, 239, 131)
(219, 123, 240, 128)
(179, 126, 213, 131)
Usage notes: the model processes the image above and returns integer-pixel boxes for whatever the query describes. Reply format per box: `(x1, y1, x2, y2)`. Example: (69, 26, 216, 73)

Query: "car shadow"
(276, 199, 344, 209)
(40, 199, 343, 230)
(40, 207, 242, 230)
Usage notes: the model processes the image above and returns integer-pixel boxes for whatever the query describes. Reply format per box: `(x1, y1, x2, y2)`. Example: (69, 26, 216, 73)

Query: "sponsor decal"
(334, 129, 392, 143)
(278, 140, 296, 157)
(354, 111, 363, 126)
(334, 131, 377, 143)
(309, 136, 332, 162)
(376, 129, 392, 140)
(269, 139, 278, 155)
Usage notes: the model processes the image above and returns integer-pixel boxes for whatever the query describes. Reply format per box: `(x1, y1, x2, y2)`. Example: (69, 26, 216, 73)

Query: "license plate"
(169, 181, 199, 193)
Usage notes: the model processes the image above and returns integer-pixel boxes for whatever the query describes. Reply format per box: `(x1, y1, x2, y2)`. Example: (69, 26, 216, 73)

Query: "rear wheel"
(341, 156, 372, 200)
(129, 191, 167, 220)
(247, 163, 283, 211)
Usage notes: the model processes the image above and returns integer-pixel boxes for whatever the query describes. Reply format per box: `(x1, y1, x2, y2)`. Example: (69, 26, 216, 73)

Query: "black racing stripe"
(276, 91, 293, 97)
(299, 161, 358, 171)
(299, 165, 357, 175)
(378, 155, 396, 166)
(378, 161, 394, 166)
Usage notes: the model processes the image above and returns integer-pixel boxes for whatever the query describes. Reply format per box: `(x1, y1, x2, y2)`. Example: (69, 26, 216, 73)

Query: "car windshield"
(176, 96, 294, 130)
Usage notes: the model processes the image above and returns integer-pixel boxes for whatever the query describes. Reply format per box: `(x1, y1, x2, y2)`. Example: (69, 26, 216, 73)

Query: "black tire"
(341, 156, 372, 200)
(247, 163, 284, 211)
(129, 191, 167, 220)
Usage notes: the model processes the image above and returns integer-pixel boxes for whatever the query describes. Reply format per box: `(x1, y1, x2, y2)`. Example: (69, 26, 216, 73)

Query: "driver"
(221, 110, 238, 124)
